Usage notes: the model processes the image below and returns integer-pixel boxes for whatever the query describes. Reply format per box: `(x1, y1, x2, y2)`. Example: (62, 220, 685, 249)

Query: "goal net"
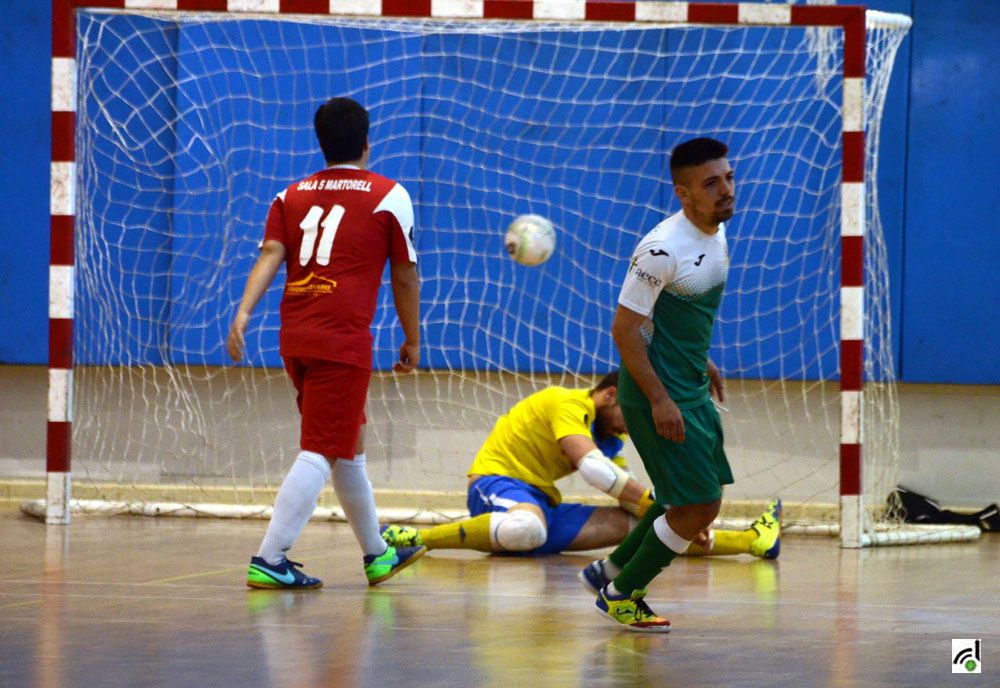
(35, 2, 976, 546)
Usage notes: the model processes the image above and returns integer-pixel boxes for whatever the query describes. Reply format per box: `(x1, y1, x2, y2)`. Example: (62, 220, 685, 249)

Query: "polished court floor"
(1, 507, 996, 688)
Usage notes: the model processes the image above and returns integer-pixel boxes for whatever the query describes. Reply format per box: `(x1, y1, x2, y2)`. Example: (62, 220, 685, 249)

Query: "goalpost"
(36, 0, 978, 548)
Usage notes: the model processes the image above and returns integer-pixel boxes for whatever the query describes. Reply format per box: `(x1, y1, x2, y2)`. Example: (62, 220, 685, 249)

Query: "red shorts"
(282, 356, 370, 459)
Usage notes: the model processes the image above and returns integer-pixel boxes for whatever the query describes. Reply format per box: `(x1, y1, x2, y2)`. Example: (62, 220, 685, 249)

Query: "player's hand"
(226, 312, 249, 363)
(707, 359, 725, 403)
(651, 396, 684, 443)
(393, 340, 420, 373)
(692, 527, 712, 550)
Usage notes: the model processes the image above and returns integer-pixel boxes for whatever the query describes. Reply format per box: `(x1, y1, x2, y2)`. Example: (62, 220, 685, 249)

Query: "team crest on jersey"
(286, 271, 337, 295)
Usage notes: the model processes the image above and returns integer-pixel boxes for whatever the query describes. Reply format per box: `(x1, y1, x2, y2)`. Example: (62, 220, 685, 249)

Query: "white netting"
(67, 8, 918, 537)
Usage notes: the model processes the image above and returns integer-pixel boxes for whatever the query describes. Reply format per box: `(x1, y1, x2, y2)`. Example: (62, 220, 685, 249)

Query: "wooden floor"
(1, 507, 996, 688)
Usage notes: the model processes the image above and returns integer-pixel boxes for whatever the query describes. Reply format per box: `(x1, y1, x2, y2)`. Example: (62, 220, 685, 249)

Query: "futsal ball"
(504, 214, 556, 267)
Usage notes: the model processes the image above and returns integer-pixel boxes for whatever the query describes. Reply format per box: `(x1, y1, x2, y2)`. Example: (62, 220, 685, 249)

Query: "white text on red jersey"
(297, 179, 372, 192)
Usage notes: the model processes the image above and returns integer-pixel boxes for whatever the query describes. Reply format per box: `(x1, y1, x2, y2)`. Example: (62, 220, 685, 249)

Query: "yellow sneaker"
(748, 498, 782, 559)
(379, 524, 423, 548)
(595, 586, 671, 633)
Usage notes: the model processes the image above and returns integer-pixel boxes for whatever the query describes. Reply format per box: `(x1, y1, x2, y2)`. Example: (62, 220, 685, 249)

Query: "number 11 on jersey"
(298, 204, 345, 266)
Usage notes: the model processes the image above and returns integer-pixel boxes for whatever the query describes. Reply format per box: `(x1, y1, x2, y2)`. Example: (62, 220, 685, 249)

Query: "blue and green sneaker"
(246, 556, 322, 589)
(364, 545, 426, 586)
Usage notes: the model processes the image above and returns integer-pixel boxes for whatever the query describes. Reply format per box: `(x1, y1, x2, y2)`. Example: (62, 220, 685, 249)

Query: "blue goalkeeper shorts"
(467, 475, 596, 555)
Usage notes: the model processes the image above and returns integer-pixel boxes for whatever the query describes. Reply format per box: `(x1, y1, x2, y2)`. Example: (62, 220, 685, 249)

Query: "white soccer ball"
(504, 214, 556, 267)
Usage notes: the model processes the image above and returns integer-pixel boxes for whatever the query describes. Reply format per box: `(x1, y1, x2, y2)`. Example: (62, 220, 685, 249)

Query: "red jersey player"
(227, 97, 425, 589)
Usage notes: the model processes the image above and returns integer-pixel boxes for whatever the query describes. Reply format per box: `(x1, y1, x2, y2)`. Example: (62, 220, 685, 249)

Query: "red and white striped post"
(48, 1, 869, 539)
(831, 6, 869, 549)
(48, 0, 86, 524)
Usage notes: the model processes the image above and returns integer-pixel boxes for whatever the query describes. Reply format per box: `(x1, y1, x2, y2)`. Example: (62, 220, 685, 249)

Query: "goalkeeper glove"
(591, 422, 625, 460)
(621, 489, 656, 518)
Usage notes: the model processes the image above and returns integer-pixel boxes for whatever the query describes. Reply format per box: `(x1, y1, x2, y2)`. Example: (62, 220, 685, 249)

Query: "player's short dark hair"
(591, 371, 619, 394)
(669, 137, 729, 184)
(314, 97, 369, 164)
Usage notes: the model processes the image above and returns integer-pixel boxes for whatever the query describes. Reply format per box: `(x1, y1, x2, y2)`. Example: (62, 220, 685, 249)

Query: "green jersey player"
(582, 137, 777, 632)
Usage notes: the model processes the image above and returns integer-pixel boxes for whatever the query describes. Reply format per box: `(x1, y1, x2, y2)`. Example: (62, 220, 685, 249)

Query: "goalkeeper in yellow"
(380, 372, 780, 558)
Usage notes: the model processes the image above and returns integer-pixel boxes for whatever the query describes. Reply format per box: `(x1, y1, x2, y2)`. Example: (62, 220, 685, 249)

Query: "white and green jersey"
(617, 210, 729, 410)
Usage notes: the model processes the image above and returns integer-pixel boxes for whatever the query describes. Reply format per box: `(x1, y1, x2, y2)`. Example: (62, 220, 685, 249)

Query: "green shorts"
(622, 399, 734, 507)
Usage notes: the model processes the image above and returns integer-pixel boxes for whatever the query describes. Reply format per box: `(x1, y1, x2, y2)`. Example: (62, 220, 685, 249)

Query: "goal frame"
(46, 0, 918, 548)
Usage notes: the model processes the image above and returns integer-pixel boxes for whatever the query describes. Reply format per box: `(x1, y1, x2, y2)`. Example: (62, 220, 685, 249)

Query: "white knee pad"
(491, 510, 547, 552)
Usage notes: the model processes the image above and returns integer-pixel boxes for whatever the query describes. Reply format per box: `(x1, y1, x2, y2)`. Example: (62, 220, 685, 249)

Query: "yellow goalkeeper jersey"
(468, 386, 596, 505)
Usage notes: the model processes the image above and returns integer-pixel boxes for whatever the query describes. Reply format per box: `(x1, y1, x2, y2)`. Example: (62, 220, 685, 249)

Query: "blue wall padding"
(6, 1, 999, 384)
(71, 16, 860, 380)
(902, 1, 1000, 382)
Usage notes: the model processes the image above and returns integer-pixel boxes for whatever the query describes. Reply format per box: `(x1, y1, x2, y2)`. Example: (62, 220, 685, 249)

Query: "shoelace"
(631, 597, 660, 622)
(285, 559, 305, 571)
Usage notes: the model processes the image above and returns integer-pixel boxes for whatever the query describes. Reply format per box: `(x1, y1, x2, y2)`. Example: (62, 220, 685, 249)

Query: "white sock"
(601, 558, 622, 578)
(653, 514, 694, 555)
(332, 453, 388, 558)
(257, 451, 330, 565)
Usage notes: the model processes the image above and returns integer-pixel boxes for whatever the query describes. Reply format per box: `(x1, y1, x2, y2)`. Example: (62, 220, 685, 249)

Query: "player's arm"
(381, 183, 420, 373)
(390, 261, 420, 372)
(227, 239, 286, 362)
(559, 434, 651, 512)
(707, 357, 725, 402)
(614, 247, 684, 442)
(612, 305, 684, 442)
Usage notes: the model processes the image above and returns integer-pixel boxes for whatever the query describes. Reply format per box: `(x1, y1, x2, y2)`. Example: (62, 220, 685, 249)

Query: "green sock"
(613, 522, 680, 597)
(607, 502, 665, 571)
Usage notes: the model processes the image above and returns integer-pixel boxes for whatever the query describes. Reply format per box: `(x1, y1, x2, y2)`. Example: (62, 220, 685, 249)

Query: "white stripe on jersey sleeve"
(258, 190, 288, 250)
(374, 183, 416, 263)
(618, 244, 676, 317)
